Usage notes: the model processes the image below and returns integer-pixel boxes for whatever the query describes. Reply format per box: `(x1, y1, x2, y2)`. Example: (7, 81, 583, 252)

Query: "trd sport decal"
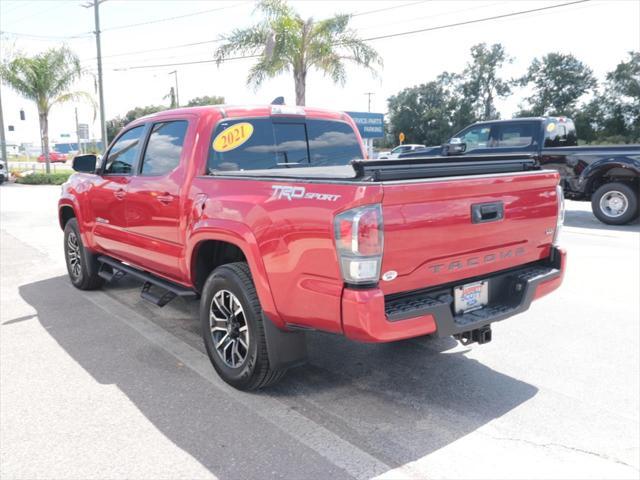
(270, 185, 341, 202)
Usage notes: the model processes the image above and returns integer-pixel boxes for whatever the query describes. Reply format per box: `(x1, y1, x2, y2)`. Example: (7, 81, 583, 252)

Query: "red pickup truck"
(59, 105, 566, 390)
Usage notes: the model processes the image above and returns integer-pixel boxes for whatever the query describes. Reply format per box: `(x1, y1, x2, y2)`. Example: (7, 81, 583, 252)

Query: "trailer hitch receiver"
(455, 325, 492, 345)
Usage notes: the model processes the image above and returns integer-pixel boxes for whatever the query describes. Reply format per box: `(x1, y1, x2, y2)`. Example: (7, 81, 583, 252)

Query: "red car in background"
(38, 151, 67, 163)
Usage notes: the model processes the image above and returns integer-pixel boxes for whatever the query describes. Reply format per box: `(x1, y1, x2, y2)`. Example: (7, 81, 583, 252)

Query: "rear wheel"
(200, 262, 285, 390)
(591, 182, 639, 225)
(64, 218, 104, 290)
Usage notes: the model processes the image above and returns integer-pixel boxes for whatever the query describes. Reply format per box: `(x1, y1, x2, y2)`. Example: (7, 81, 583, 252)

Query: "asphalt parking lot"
(1, 183, 639, 480)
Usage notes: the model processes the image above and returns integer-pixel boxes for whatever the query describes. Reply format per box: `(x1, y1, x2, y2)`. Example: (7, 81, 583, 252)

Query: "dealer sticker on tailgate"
(454, 280, 488, 314)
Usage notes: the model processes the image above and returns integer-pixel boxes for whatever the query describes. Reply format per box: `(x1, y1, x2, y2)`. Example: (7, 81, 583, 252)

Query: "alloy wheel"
(209, 289, 250, 368)
(67, 231, 82, 278)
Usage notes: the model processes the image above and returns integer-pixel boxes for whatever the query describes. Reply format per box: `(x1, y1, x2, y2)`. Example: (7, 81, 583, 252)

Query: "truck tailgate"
(380, 170, 560, 295)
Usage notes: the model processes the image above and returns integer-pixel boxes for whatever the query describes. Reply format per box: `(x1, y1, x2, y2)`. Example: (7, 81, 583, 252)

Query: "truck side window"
(103, 126, 145, 175)
(544, 122, 572, 147)
(460, 126, 491, 151)
(307, 120, 361, 166)
(495, 123, 535, 147)
(140, 121, 188, 176)
(208, 118, 362, 172)
(209, 118, 276, 171)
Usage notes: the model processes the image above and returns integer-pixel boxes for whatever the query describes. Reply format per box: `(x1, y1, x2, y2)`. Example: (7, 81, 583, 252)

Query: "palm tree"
(215, 0, 381, 106)
(0, 47, 91, 173)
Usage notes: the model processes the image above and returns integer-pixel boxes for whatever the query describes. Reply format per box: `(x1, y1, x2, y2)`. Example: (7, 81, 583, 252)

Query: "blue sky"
(1, 0, 639, 147)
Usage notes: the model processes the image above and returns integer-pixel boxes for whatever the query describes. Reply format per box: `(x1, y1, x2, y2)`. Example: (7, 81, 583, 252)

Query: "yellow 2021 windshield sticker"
(213, 122, 254, 152)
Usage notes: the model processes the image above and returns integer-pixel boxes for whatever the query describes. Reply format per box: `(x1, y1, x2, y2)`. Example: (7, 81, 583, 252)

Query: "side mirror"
(72, 154, 97, 173)
(443, 137, 466, 156)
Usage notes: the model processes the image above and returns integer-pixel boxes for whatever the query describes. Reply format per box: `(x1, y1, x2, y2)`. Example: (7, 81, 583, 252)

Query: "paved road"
(1, 183, 639, 479)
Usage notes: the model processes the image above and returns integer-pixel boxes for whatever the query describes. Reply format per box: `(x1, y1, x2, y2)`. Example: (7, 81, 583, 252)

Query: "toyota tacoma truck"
(400, 117, 640, 225)
(59, 105, 566, 390)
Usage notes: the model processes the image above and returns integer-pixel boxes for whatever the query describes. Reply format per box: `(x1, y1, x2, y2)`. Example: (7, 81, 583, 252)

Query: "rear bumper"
(342, 247, 566, 342)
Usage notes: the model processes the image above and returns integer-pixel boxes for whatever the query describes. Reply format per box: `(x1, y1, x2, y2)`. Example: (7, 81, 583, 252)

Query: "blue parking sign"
(345, 111, 384, 139)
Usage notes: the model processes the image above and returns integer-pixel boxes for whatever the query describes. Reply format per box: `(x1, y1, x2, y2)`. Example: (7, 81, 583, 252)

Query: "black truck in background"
(401, 117, 640, 225)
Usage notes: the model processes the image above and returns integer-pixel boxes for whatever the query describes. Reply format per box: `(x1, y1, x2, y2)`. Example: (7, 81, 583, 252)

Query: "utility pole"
(0, 87, 7, 165)
(364, 92, 374, 112)
(75, 108, 82, 154)
(84, 0, 107, 151)
(169, 70, 179, 107)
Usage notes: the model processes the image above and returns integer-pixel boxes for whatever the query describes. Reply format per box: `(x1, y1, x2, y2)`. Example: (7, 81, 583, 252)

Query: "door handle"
(114, 188, 126, 200)
(156, 193, 174, 204)
(471, 202, 504, 223)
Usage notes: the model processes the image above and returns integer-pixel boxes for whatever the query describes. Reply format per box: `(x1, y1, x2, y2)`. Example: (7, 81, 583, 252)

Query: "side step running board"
(97, 256, 198, 307)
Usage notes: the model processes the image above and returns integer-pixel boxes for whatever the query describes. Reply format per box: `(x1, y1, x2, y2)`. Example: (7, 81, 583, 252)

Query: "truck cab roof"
(469, 116, 572, 127)
(134, 104, 351, 125)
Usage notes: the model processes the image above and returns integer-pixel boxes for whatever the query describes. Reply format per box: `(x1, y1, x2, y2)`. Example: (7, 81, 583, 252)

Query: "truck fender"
(186, 219, 284, 327)
(58, 196, 93, 248)
(580, 157, 640, 193)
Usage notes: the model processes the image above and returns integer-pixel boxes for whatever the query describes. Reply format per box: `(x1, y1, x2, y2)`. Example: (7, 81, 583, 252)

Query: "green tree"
(105, 98, 225, 143)
(572, 51, 639, 144)
(387, 73, 475, 146)
(462, 43, 512, 120)
(518, 53, 597, 116)
(186, 95, 225, 107)
(604, 51, 640, 141)
(106, 105, 166, 143)
(214, 0, 380, 105)
(0, 47, 92, 173)
(573, 98, 604, 144)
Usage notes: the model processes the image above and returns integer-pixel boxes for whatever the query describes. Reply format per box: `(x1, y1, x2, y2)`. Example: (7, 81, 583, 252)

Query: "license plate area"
(454, 280, 488, 315)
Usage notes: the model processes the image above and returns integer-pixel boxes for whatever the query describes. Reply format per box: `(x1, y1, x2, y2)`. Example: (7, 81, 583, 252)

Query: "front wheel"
(63, 218, 104, 290)
(591, 182, 639, 225)
(200, 262, 286, 390)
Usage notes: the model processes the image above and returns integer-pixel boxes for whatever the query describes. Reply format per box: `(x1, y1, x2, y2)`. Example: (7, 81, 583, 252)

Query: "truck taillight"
(334, 204, 383, 285)
(553, 184, 565, 245)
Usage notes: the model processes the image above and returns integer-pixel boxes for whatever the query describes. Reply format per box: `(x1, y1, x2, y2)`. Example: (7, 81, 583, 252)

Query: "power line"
(356, 1, 504, 33)
(360, 0, 590, 42)
(108, 0, 589, 72)
(351, 0, 429, 17)
(1, 2, 244, 40)
(9, 0, 67, 25)
(0, 1, 35, 15)
(80, 0, 430, 62)
(82, 38, 221, 62)
(101, 2, 247, 32)
(112, 54, 260, 71)
(0, 30, 92, 39)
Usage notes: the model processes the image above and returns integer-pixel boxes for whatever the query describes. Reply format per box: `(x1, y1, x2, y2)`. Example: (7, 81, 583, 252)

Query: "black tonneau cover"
(352, 153, 538, 181)
(208, 153, 538, 182)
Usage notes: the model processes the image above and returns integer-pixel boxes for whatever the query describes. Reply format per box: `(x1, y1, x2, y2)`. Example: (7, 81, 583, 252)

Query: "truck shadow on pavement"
(20, 275, 538, 477)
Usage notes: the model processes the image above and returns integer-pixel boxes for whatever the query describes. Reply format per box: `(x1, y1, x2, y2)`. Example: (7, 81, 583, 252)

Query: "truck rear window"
(208, 118, 362, 172)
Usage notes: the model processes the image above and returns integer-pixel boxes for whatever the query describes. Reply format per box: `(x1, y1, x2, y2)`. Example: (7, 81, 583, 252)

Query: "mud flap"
(262, 313, 308, 370)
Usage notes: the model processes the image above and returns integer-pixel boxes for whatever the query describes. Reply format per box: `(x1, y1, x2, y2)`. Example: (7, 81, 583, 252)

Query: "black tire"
(200, 262, 286, 390)
(591, 182, 639, 225)
(63, 218, 104, 290)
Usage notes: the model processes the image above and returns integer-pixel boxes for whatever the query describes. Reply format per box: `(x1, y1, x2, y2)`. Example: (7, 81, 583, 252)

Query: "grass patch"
(15, 172, 73, 185)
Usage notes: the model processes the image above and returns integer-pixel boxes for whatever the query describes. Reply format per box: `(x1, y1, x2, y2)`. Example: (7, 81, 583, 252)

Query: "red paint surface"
(60, 105, 565, 340)
(534, 248, 567, 300)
